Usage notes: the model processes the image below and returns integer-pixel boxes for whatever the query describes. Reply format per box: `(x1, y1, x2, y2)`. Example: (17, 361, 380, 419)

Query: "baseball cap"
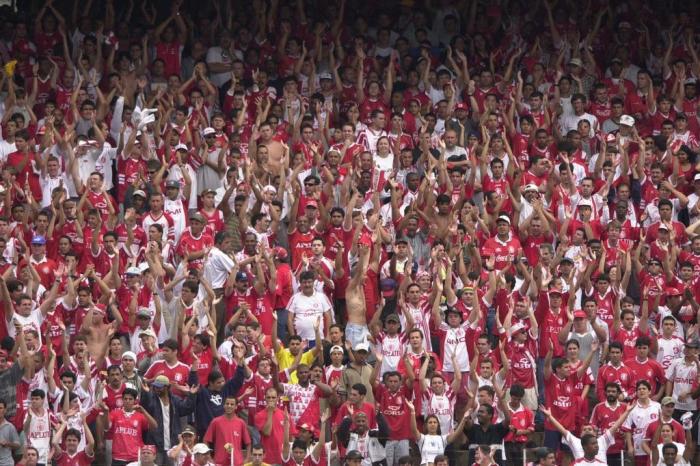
(685, 339, 700, 349)
(139, 328, 157, 339)
(274, 246, 288, 260)
(121, 351, 137, 361)
(560, 257, 575, 265)
(578, 198, 593, 208)
(31, 236, 47, 245)
(201, 188, 216, 196)
(330, 345, 344, 354)
(619, 114, 635, 127)
(694, 173, 700, 182)
(666, 287, 682, 296)
(549, 289, 563, 296)
(182, 425, 196, 436)
(175, 143, 189, 152)
(523, 183, 539, 193)
(395, 237, 409, 245)
(618, 21, 632, 29)
(152, 375, 170, 388)
(297, 422, 316, 433)
(611, 57, 623, 64)
(189, 213, 205, 224)
(165, 180, 180, 189)
(496, 214, 511, 224)
(192, 443, 212, 455)
(126, 267, 142, 276)
(568, 58, 583, 67)
(133, 190, 147, 198)
(661, 396, 676, 406)
(137, 308, 151, 318)
(235, 271, 248, 282)
(511, 322, 527, 334)
(319, 72, 333, 80)
(354, 342, 370, 352)
(455, 102, 468, 111)
(305, 200, 318, 209)
(573, 310, 587, 319)
(380, 278, 397, 298)
(658, 224, 670, 231)
(385, 313, 401, 323)
(202, 127, 216, 136)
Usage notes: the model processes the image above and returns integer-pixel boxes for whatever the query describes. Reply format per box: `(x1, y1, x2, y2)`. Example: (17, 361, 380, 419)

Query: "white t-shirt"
(655, 442, 687, 465)
(286, 291, 332, 340)
(203, 247, 235, 289)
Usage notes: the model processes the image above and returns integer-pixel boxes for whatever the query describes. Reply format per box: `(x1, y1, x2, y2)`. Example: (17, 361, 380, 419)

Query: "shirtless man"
(345, 242, 373, 348)
(249, 122, 285, 172)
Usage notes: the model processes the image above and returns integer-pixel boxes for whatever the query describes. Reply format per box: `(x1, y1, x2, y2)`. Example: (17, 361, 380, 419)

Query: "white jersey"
(164, 197, 187, 243)
(564, 430, 614, 462)
(416, 433, 448, 465)
(665, 359, 699, 411)
(437, 321, 471, 373)
(656, 336, 685, 370)
(422, 387, 456, 434)
(26, 409, 52, 463)
(376, 332, 408, 376)
(572, 458, 608, 466)
(357, 127, 387, 155)
(622, 401, 662, 456)
(655, 442, 688, 465)
(400, 302, 431, 353)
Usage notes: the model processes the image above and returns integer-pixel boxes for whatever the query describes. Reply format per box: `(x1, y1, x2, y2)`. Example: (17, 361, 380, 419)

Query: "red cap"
(455, 102, 469, 111)
(573, 310, 587, 319)
(666, 287, 683, 296)
(273, 246, 288, 260)
(305, 200, 318, 209)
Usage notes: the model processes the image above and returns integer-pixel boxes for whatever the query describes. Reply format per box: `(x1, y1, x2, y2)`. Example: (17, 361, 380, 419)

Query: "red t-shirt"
(544, 373, 576, 431)
(204, 415, 251, 465)
(253, 408, 286, 465)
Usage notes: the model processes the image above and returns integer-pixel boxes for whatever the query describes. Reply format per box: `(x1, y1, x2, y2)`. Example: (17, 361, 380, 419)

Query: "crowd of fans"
(3, 0, 700, 465)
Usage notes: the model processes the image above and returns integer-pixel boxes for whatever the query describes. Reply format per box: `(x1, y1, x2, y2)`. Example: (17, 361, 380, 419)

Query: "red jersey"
(54, 451, 94, 466)
(155, 41, 182, 77)
(590, 401, 628, 454)
(176, 228, 214, 268)
(288, 229, 315, 269)
(544, 373, 577, 431)
(109, 409, 149, 462)
(481, 233, 521, 271)
(7, 150, 42, 200)
(624, 357, 667, 394)
(143, 360, 190, 396)
(85, 190, 117, 222)
(374, 384, 413, 441)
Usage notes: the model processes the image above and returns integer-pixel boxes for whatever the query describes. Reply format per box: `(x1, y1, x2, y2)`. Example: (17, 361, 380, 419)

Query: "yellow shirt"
(276, 348, 315, 384)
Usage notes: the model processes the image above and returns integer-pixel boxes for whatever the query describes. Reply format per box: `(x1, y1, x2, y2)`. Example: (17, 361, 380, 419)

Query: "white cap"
(139, 328, 157, 339)
(330, 345, 344, 354)
(262, 185, 277, 194)
(569, 58, 583, 67)
(121, 351, 137, 361)
(523, 183, 539, 193)
(126, 267, 142, 276)
(192, 443, 212, 455)
(354, 342, 370, 352)
(497, 214, 511, 224)
(511, 322, 527, 334)
(133, 190, 147, 198)
(619, 114, 635, 127)
(319, 72, 333, 80)
(175, 143, 189, 152)
(202, 127, 216, 136)
(658, 223, 670, 231)
(694, 173, 700, 182)
(138, 262, 150, 273)
(578, 198, 593, 208)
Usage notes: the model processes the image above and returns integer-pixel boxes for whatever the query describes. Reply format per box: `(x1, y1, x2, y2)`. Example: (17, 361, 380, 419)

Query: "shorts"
(345, 322, 370, 348)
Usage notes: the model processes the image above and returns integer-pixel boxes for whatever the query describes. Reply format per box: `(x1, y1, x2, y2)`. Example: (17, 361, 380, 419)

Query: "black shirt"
(463, 421, 510, 465)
